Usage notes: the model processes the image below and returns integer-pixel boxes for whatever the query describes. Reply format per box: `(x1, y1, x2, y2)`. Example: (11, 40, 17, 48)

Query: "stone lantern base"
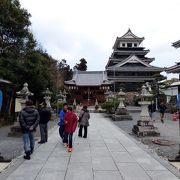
(132, 120, 160, 137)
(112, 108, 132, 121)
(8, 123, 22, 137)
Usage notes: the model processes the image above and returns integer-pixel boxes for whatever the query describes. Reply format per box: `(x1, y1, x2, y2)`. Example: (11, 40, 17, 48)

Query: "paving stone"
(74, 137, 90, 144)
(70, 151, 91, 163)
(106, 142, 126, 152)
(51, 148, 71, 157)
(128, 148, 166, 171)
(36, 143, 56, 152)
(91, 148, 111, 157)
(117, 163, 151, 180)
(6, 173, 37, 180)
(65, 162, 93, 180)
(111, 152, 135, 163)
(94, 171, 123, 180)
(7, 162, 43, 178)
(36, 171, 66, 180)
(43, 160, 69, 171)
(147, 170, 179, 180)
(92, 156, 117, 171)
(90, 141, 106, 148)
(104, 138, 120, 143)
(28, 151, 51, 163)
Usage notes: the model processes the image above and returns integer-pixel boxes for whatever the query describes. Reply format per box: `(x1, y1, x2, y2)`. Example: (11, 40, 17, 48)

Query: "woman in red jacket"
(64, 107, 78, 152)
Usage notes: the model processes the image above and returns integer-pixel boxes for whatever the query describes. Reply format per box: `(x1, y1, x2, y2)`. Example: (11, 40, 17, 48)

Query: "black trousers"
(78, 125, 88, 138)
(39, 123, 48, 142)
(64, 133, 73, 148)
(59, 125, 65, 140)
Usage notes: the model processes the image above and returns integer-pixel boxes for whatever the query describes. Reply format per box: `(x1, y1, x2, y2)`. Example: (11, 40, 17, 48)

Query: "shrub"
(101, 101, 119, 113)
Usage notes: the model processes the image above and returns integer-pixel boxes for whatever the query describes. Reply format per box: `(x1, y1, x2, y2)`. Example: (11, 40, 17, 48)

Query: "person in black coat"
(19, 100, 40, 160)
(38, 102, 51, 144)
(159, 102, 167, 123)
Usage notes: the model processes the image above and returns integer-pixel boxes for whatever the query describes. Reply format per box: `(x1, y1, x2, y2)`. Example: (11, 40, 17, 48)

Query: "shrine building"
(64, 71, 112, 105)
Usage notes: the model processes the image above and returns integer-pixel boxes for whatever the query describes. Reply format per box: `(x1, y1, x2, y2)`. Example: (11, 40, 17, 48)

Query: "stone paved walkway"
(2, 113, 180, 180)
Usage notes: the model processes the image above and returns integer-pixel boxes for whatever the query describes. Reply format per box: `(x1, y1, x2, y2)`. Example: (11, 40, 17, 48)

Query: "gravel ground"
(112, 110, 180, 160)
(0, 119, 59, 160)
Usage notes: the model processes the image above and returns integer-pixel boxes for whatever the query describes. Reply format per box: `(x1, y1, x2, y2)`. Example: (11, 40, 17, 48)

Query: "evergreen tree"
(74, 58, 87, 71)
(0, 0, 58, 101)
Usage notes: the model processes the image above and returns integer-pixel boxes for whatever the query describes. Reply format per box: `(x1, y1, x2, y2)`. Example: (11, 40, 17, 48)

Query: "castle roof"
(113, 29, 144, 49)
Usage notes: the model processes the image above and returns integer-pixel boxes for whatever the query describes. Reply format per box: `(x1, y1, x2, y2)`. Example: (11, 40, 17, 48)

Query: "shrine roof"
(166, 62, 180, 73)
(172, 40, 180, 48)
(64, 71, 112, 86)
(0, 79, 12, 84)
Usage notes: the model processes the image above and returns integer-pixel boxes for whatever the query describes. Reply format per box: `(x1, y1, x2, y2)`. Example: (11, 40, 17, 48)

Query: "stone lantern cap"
(16, 82, 34, 99)
(117, 89, 125, 97)
(42, 88, 53, 96)
(140, 85, 153, 97)
(63, 89, 68, 95)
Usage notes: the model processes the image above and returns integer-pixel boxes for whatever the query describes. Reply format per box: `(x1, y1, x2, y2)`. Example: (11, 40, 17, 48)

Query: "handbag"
(78, 111, 85, 123)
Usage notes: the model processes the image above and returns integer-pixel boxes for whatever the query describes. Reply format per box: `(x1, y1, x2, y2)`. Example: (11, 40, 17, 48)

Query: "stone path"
(2, 113, 179, 180)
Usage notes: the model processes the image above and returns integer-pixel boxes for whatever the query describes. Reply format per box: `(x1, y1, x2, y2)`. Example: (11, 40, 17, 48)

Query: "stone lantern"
(57, 89, 67, 103)
(95, 99, 98, 106)
(9, 83, 34, 137)
(57, 90, 64, 103)
(112, 89, 132, 121)
(139, 85, 152, 121)
(43, 88, 52, 108)
(132, 84, 160, 137)
(63, 89, 68, 103)
(117, 89, 125, 108)
(73, 99, 76, 106)
(16, 82, 34, 109)
(105, 90, 114, 102)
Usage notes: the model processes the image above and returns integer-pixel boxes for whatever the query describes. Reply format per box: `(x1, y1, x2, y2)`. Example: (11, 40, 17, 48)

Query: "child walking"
(64, 107, 78, 152)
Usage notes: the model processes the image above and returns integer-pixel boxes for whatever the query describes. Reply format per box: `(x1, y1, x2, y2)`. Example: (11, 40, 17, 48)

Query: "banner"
(178, 94, 180, 112)
(0, 90, 2, 112)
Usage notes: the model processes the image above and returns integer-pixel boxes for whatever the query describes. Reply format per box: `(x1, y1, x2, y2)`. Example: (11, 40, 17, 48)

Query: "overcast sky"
(20, 0, 180, 79)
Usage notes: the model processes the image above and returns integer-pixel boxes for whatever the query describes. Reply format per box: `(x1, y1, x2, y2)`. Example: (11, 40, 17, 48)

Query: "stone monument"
(112, 89, 132, 121)
(132, 85, 160, 137)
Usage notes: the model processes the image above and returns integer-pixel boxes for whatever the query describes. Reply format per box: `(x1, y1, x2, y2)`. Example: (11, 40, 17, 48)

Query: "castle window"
(122, 43, 125, 47)
(134, 43, 137, 47)
(127, 43, 132, 47)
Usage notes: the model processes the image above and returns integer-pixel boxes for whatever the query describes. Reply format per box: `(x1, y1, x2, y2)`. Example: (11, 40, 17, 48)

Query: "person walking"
(64, 107, 78, 152)
(159, 102, 167, 123)
(59, 103, 68, 141)
(148, 102, 156, 121)
(19, 100, 40, 160)
(38, 102, 51, 144)
(78, 105, 90, 138)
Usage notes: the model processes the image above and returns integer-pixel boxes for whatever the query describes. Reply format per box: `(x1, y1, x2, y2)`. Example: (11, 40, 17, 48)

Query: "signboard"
(15, 98, 22, 112)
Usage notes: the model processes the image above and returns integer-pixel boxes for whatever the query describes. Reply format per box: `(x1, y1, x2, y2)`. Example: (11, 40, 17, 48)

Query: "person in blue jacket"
(59, 103, 68, 141)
